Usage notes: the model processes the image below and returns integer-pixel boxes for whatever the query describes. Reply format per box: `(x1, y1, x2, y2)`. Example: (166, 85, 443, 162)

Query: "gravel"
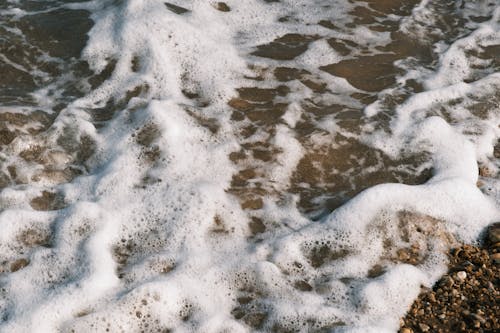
(399, 222, 499, 333)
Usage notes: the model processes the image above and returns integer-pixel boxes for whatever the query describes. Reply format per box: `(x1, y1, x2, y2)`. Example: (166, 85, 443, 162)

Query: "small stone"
(488, 223, 500, 243)
(216, 2, 230, 12)
(478, 166, 493, 177)
(294, 280, 313, 292)
(401, 328, 412, 333)
(456, 271, 467, 281)
(397, 248, 411, 261)
(490, 252, 500, 264)
(443, 276, 454, 287)
(470, 313, 486, 324)
(10, 258, 29, 272)
(418, 323, 430, 332)
(228, 98, 252, 111)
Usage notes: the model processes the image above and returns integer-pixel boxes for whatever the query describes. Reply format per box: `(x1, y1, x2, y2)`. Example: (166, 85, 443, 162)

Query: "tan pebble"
(479, 166, 493, 177)
(215, 2, 231, 12)
(397, 248, 411, 261)
(490, 252, 500, 264)
(418, 323, 430, 332)
(456, 271, 467, 281)
(228, 98, 251, 111)
(471, 313, 486, 324)
(488, 223, 500, 243)
(10, 258, 29, 272)
(401, 328, 412, 333)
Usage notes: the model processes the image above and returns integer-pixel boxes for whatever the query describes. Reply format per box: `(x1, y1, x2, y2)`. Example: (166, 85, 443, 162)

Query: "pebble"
(488, 223, 500, 243)
(479, 166, 493, 177)
(471, 313, 486, 324)
(400, 328, 412, 333)
(456, 271, 467, 281)
(418, 323, 430, 332)
(491, 252, 500, 264)
(215, 2, 231, 12)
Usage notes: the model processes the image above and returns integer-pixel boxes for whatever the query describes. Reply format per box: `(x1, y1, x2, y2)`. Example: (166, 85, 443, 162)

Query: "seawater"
(0, 0, 499, 332)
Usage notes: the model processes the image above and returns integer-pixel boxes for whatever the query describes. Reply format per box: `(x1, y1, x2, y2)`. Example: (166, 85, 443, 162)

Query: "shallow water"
(0, 0, 499, 332)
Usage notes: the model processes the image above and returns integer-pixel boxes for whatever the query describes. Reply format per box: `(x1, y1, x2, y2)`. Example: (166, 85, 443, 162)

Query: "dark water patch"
(30, 190, 66, 211)
(327, 38, 356, 56)
(251, 34, 319, 60)
(16, 9, 92, 59)
(321, 54, 402, 92)
(238, 86, 289, 102)
(318, 19, 337, 30)
(274, 67, 310, 81)
(0, 4, 99, 189)
(289, 138, 433, 213)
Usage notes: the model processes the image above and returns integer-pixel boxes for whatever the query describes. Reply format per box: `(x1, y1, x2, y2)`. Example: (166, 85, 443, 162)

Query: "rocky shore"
(399, 223, 499, 333)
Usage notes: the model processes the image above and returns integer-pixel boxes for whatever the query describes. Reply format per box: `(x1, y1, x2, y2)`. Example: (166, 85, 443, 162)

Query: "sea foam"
(0, 0, 499, 332)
